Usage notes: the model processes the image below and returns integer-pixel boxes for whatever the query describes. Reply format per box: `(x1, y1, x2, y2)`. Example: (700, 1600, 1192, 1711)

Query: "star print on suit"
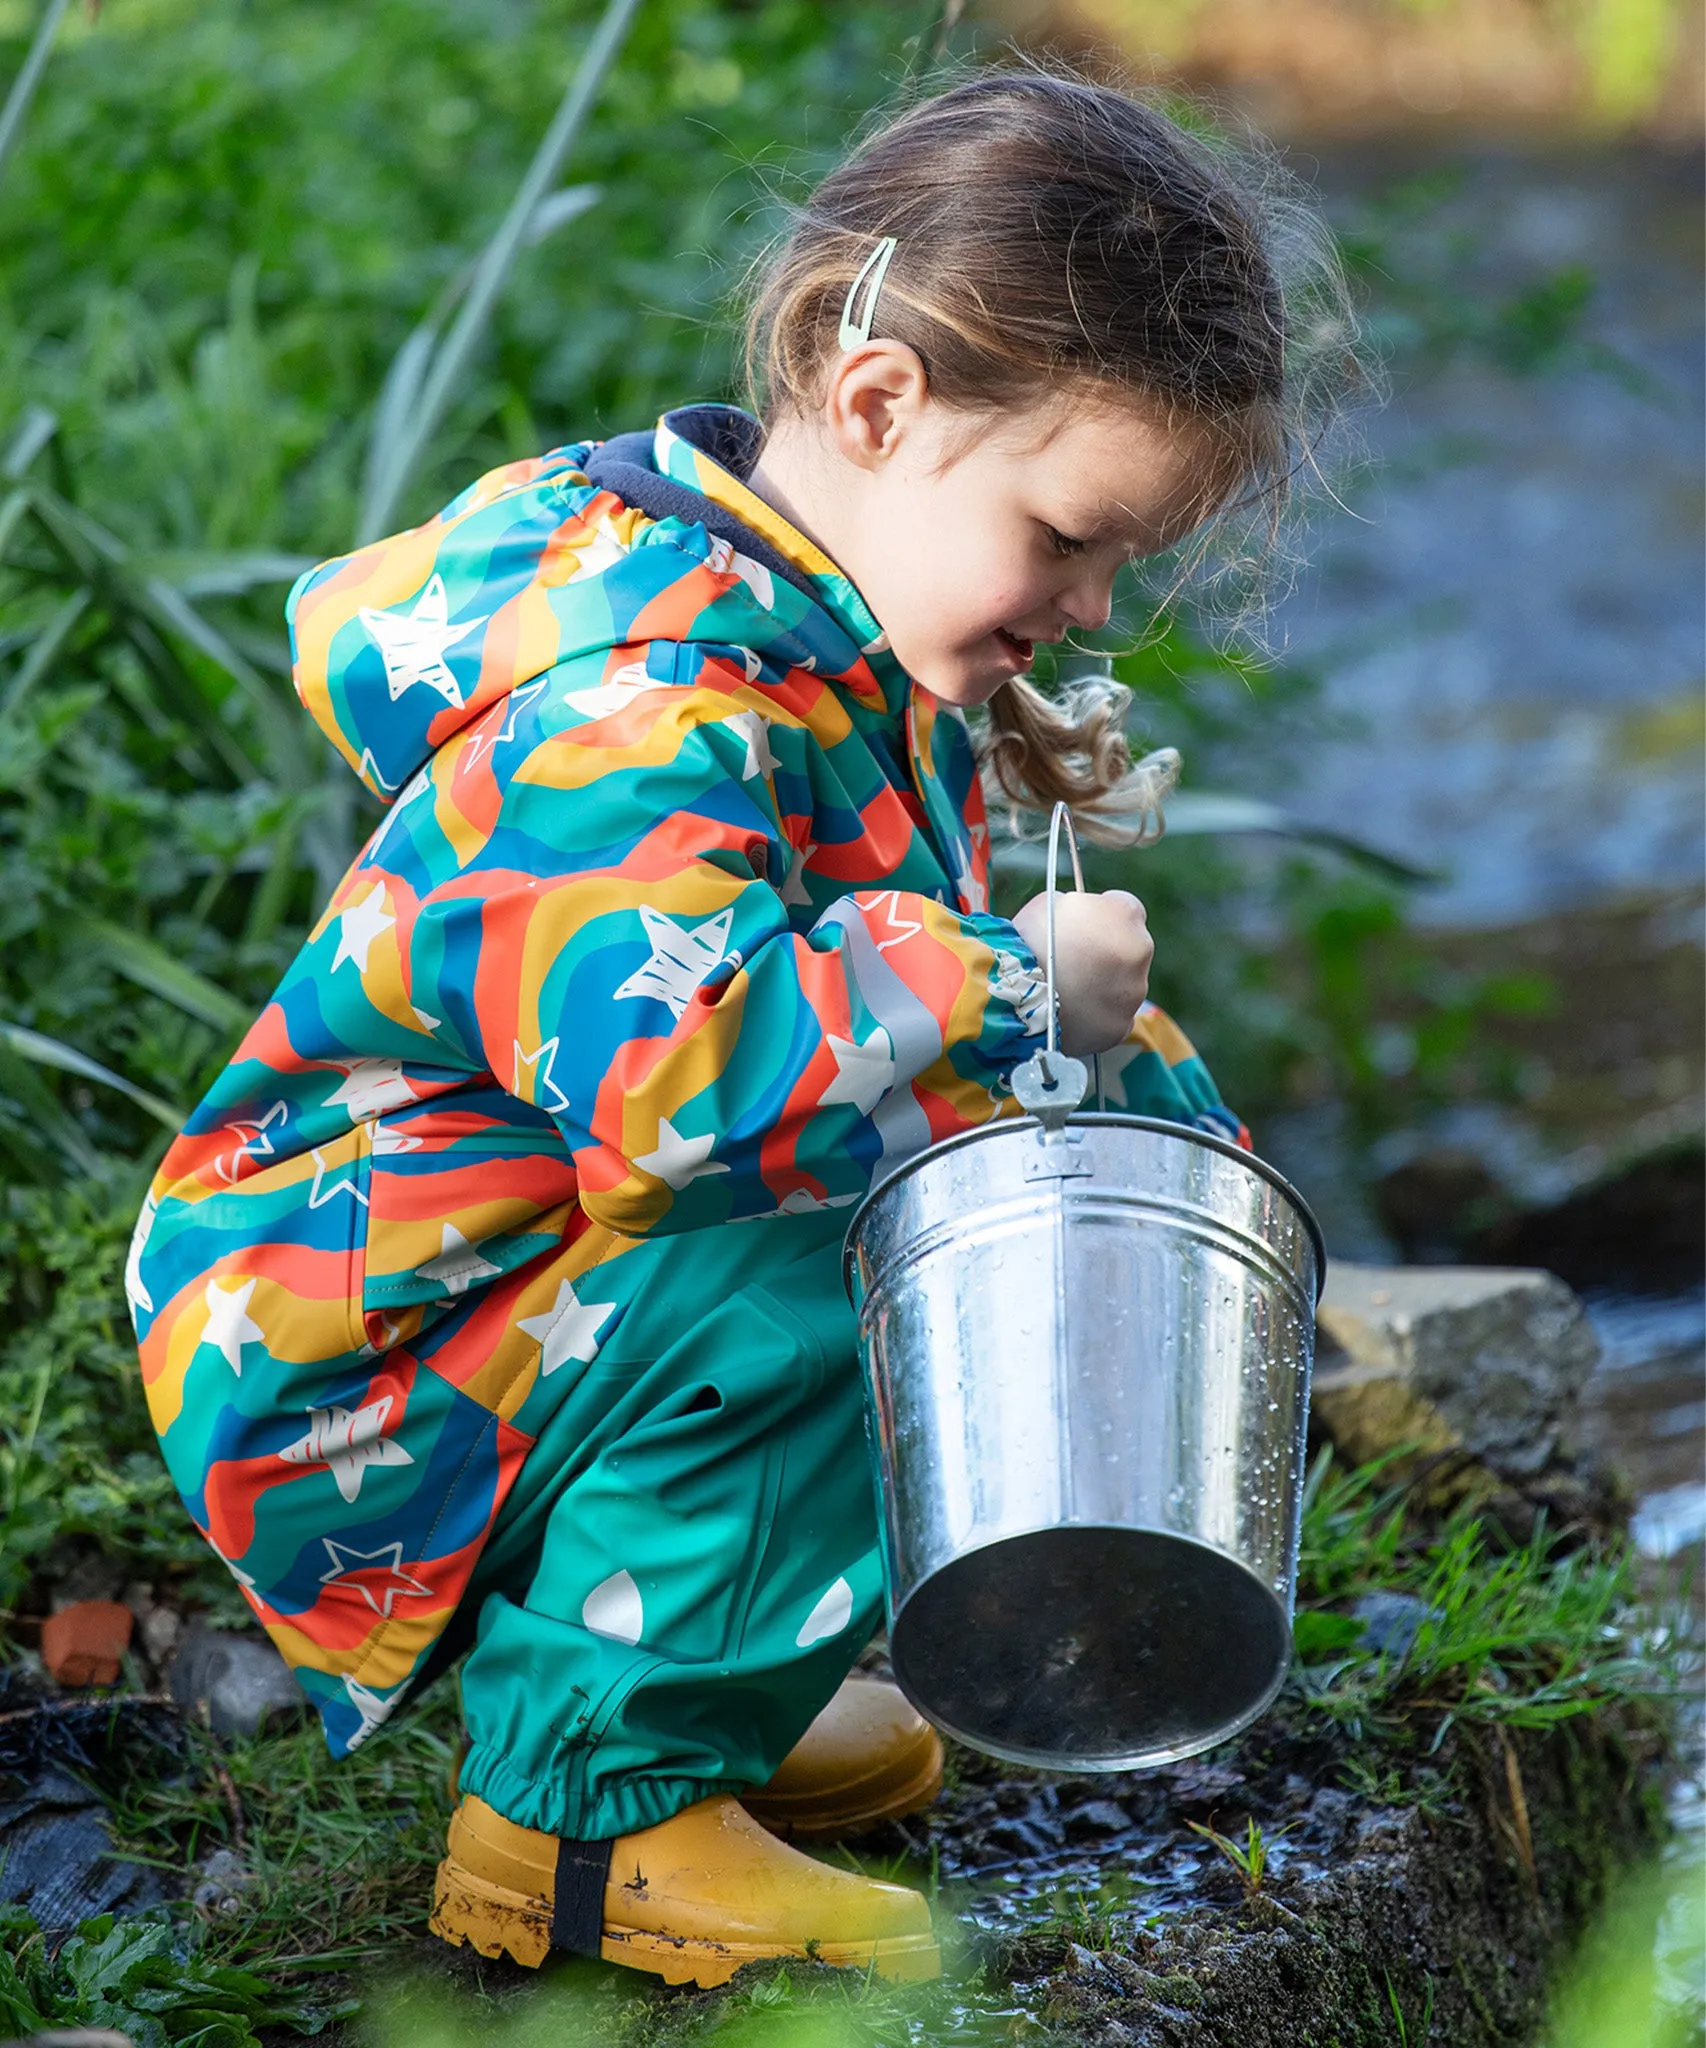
(128, 404, 1246, 1801)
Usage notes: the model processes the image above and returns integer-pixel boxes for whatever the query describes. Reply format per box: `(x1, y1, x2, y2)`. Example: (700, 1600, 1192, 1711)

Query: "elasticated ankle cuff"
(459, 1742, 737, 1842)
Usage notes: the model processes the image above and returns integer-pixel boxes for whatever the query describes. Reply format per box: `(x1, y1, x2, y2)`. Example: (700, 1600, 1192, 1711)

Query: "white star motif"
(721, 709, 779, 781)
(565, 661, 657, 721)
(359, 1312, 403, 1360)
(358, 573, 486, 708)
(125, 1193, 157, 1321)
(776, 1187, 861, 1215)
(278, 1396, 415, 1503)
(342, 1676, 396, 1749)
(307, 1146, 370, 1210)
(634, 1115, 729, 1190)
(952, 845, 989, 915)
(209, 1538, 257, 1592)
(513, 1036, 571, 1115)
(820, 1026, 896, 1116)
(367, 768, 431, 860)
(516, 1278, 617, 1377)
(324, 1059, 416, 1120)
(203, 1277, 264, 1375)
(991, 949, 1051, 1036)
(568, 516, 627, 580)
(612, 905, 735, 1022)
(779, 836, 816, 908)
(318, 1538, 432, 1619)
(416, 1223, 502, 1296)
(330, 881, 395, 974)
(459, 676, 548, 773)
(215, 1099, 289, 1185)
(869, 891, 923, 954)
(369, 1128, 421, 1157)
(729, 551, 774, 610)
(1094, 1040, 1148, 1110)
(356, 747, 400, 795)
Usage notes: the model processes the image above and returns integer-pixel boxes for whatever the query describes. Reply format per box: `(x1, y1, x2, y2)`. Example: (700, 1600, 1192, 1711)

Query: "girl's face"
(754, 349, 1230, 707)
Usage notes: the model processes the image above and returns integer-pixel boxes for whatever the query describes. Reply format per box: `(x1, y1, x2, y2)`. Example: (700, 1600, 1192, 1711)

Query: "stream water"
(1256, 140, 1704, 1614)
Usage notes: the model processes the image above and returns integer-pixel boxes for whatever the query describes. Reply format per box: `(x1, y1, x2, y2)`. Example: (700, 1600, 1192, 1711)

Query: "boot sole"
(430, 1856, 941, 1988)
(744, 1748, 945, 1843)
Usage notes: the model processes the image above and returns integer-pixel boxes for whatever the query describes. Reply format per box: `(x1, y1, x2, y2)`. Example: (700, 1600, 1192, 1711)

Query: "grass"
(1290, 1449, 1688, 1747)
(0, 1445, 1660, 2045)
(1185, 1814, 1288, 1896)
(0, 3, 1687, 2040)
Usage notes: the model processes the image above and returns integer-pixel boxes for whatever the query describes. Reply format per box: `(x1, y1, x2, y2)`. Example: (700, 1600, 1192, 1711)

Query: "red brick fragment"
(42, 1599, 134, 1687)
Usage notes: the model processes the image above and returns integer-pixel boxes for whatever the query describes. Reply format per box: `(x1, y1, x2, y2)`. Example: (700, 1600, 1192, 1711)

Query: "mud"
(909, 1701, 1664, 2044)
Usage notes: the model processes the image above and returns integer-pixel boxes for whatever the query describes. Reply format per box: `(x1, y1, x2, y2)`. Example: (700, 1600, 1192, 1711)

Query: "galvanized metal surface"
(845, 1113, 1323, 1771)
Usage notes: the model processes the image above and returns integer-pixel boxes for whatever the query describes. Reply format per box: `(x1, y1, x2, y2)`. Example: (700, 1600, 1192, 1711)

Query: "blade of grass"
(0, 0, 74, 197)
(1, 402, 58, 480)
(357, 0, 640, 540)
(0, 584, 90, 716)
(69, 917, 251, 1035)
(0, 1019, 185, 1129)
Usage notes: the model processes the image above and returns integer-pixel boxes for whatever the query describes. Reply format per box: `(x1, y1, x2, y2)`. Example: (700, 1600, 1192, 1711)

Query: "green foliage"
(1292, 1453, 1686, 1742)
(1383, 1968, 1437, 2048)
(104, 1681, 464, 1973)
(1185, 1814, 1288, 1896)
(363, 1950, 1031, 2047)
(0, 1903, 341, 2046)
(1539, 1842, 1705, 2047)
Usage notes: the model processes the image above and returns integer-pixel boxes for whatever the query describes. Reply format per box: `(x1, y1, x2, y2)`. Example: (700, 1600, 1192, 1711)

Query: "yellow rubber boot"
(431, 1791, 940, 1987)
(743, 1676, 944, 1841)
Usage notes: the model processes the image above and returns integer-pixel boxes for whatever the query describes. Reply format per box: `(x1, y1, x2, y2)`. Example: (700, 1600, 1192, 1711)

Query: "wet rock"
(1064, 1799, 1132, 1840)
(1313, 1261, 1599, 1479)
(167, 1625, 305, 1737)
(1352, 1590, 1439, 1660)
(1376, 1147, 1506, 1263)
(40, 1602, 133, 1689)
(1472, 1138, 1705, 1293)
(192, 1846, 257, 1916)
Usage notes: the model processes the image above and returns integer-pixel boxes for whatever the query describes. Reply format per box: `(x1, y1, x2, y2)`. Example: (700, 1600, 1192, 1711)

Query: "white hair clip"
(838, 235, 898, 352)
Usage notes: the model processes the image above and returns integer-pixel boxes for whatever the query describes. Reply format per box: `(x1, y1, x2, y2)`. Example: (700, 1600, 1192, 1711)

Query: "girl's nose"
(1060, 570, 1115, 633)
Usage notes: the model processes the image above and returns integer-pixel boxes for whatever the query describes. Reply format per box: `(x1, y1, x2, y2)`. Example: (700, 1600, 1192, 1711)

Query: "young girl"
(129, 69, 1344, 1987)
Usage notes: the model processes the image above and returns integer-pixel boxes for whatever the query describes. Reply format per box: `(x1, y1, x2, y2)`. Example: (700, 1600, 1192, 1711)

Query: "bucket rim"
(842, 1111, 1326, 1303)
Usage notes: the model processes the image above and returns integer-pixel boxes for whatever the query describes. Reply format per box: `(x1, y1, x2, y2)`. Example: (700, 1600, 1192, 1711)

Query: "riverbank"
(0, 1417, 1685, 2047)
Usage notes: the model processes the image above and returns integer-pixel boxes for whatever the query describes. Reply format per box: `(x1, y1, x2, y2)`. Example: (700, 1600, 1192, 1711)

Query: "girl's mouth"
(993, 628, 1034, 672)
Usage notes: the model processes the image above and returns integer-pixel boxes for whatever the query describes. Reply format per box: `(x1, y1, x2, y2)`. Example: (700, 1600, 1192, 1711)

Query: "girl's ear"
(821, 340, 931, 471)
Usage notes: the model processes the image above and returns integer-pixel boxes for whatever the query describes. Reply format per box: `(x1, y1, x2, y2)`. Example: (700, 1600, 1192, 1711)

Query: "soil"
(911, 1702, 1664, 2044)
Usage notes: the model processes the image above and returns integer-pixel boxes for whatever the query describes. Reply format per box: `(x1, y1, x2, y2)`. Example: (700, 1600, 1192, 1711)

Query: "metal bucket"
(843, 808, 1324, 1772)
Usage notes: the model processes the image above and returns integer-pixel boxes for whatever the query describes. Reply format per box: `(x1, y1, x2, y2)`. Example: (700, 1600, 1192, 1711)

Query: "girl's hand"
(1012, 889, 1152, 1056)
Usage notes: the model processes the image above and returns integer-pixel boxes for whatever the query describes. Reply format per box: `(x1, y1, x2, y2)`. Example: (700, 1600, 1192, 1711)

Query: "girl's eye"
(1044, 524, 1087, 558)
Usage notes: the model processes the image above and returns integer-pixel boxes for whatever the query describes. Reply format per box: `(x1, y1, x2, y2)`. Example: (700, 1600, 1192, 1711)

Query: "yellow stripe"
(689, 447, 845, 583)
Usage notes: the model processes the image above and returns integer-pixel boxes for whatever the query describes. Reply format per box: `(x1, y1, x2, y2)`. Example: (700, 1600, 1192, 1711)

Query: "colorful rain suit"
(128, 406, 1246, 1835)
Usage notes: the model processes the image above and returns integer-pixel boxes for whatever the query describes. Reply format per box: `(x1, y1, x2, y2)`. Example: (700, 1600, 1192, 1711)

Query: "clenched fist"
(1012, 889, 1152, 1056)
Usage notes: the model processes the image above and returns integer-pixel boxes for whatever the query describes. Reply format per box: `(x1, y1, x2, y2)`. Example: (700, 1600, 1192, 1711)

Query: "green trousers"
(447, 1208, 883, 1840)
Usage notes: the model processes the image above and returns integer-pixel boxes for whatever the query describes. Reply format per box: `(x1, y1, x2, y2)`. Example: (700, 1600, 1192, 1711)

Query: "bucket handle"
(1011, 801, 1101, 1128)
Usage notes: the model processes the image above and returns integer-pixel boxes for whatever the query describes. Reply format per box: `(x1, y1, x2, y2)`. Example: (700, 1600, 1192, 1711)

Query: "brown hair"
(745, 67, 1359, 841)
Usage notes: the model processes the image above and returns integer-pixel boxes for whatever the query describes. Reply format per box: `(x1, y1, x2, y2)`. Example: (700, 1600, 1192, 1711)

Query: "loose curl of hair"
(743, 65, 1362, 842)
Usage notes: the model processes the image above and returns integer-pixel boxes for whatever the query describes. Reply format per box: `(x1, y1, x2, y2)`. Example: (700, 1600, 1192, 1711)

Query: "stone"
(167, 1624, 306, 1737)
(40, 1602, 133, 1688)
(1352, 1591, 1438, 1661)
(192, 1846, 257, 1915)
(1313, 1262, 1599, 1480)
